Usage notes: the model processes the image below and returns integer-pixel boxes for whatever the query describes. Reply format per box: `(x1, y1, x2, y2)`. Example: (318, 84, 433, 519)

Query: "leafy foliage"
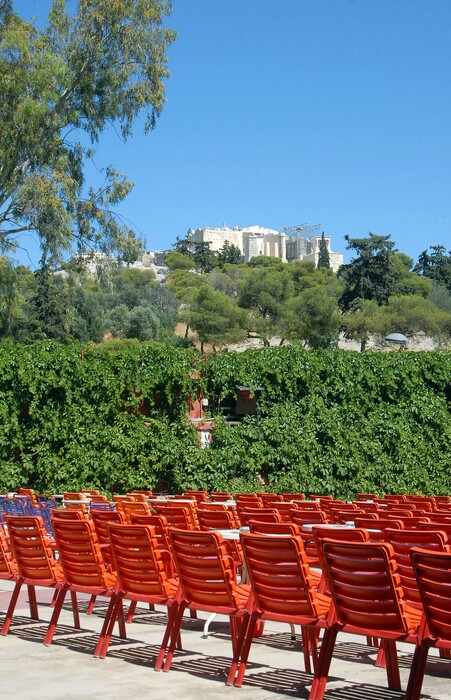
(2, 342, 450, 498)
(0, 1, 175, 259)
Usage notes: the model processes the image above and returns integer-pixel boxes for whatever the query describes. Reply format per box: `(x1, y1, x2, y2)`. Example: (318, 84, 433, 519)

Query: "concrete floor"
(0, 584, 450, 700)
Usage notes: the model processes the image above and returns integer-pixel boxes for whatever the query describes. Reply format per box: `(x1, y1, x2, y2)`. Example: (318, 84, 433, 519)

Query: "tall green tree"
(238, 265, 294, 344)
(339, 233, 397, 309)
(173, 234, 192, 257)
(217, 240, 242, 266)
(193, 241, 217, 274)
(317, 232, 330, 269)
(415, 245, 451, 292)
(181, 285, 247, 353)
(281, 286, 340, 349)
(0, 1, 175, 259)
(26, 265, 70, 340)
(0, 255, 20, 337)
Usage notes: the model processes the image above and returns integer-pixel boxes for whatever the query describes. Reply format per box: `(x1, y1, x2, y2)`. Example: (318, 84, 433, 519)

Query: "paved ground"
(0, 584, 450, 700)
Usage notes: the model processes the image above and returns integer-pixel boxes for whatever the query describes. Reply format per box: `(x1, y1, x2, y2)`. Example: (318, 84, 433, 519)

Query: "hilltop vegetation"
(1, 235, 451, 350)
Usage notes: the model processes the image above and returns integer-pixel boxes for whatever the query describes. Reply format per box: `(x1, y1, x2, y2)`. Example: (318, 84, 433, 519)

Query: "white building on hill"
(189, 225, 343, 271)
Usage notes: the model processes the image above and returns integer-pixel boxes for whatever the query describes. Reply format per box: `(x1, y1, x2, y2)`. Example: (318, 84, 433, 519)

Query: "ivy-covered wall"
(0, 341, 450, 497)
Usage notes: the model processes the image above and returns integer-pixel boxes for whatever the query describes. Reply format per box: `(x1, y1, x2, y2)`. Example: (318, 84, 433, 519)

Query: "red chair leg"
(1, 581, 23, 636)
(308, 624, 339, 700)
(234, 614, 260, 688)
(382, 639, 401, 691)
(27, 584, 38, 620)
(226, 612, 250, 686)
(117, 598, 127, 639)
(96, 594, 121, 659)
(154, 602, 180, 671)
(126, 600, 137, 623)
(70, 590, 80, 628)
(44, 587, 68, 646)
(405, 641, 430, 700)
(86, 594, 96, 615)
(162, 603, 186, 672)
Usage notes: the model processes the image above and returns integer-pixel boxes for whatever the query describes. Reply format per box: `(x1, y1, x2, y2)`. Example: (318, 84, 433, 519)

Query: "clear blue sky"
(12, 0, 451, 267)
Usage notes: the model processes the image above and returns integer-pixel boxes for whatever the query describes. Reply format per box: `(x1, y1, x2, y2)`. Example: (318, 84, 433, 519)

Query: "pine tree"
(317, 233, 331, 270)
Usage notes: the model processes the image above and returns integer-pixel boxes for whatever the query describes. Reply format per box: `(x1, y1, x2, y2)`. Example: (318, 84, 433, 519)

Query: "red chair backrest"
(240, 532, 326, 619)
(52, 509, 85, 521)
(6, 516, 59, 582)
(239, 508, 281, 526)
(420, 522, 451, 539)
(210, 492, 233, 502)
(322, 540, 417, 634)
(354, 517, 404, 539)
(0, 529, 16, 577)
(273, 502, 299, 522)
(109, 523, 176, 598)
(52, 518, 111, 589)
(91, 510, 125, 566)
(312, 526, 368, 586)
(197, 508, 237, 531)
(129, 513, 170, 548)
(291, 509, 328, 526)
(410, 547, 451, 643)
(383, 528, 449, 606)
(248, 521, 300, 536)
(169, 528, 243, 610)
(183, 490, 209, 504)
(121, 500, 151, 522)
(151, 503, 198, 530)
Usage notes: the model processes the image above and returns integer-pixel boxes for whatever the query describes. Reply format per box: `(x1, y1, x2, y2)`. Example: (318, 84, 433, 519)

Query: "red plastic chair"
(274, 502, 300, 522)
(420, 521, 451, 539)
(196, 508, 243, 570)
(291, 509, 328, 525)
(354, 517, 404, 541)
(210, 491, 233, 502)
(129, 513, 171, 552)
(259, 493, 283, 506)
(121, 499, 151, 522)
(151, 502, 198, 530)
(96, 523, 179, 661)
(197, 507, 237, 528)
(239, 508, 281, 526)
(383, 528, 449, 608)
(182, 490, 209, 504)
(1, 516, 76, 636)
(197, 502, 240, 526)
(292, 501, 323, 511)
(290, 509, 329, 565)
(230, 532, 331, 687)
(308, 540, 422, 700)
(91, 510, 125, 567)
(248, 521, 300, 535)
(405, 548, 451, 700)
(46, 518, 120, 652)
(312, 526, 369, 593)
(52, 508, 86, 521)
(397, 516, 431, 529)
(158, 528, 250, 675)
(0, 528, 18, 582)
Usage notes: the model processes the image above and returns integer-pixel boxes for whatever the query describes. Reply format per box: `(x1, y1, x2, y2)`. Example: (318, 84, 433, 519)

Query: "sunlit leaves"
(0, 0, 175, 257)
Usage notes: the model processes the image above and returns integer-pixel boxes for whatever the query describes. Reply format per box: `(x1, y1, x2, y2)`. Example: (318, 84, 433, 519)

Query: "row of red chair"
(2, 507, 451, 697)
(2, 504, 446, 697)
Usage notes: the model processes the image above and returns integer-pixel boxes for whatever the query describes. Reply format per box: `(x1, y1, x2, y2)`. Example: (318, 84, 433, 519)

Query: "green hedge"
(0, 341, 450, 497)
